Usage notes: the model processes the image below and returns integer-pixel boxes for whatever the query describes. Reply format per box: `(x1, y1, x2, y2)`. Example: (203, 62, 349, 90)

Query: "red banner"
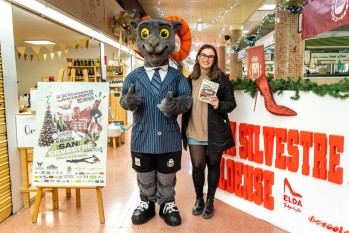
(302, 0, 349, 39)
(246, 45, 265, 80)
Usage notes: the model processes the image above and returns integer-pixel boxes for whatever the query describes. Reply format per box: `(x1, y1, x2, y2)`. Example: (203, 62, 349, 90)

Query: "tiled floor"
(1, 130, 288, 233)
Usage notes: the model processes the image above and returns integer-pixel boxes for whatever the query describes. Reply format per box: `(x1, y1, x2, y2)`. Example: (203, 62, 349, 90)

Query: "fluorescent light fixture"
(258, 4, 275, 11)
(11, 0, 135, 55)
(197, 19, 203, 31)
(24, 40, 56, 45)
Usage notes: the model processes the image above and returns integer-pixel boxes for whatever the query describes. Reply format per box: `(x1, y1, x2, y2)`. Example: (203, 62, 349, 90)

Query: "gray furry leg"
(156, 172, 177, 205)
(137, 171, 157, 203)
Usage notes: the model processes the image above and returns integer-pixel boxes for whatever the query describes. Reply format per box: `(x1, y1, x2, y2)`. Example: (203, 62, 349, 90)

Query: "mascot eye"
(140, 28, 150, 39)
(159, 28, 170, 39)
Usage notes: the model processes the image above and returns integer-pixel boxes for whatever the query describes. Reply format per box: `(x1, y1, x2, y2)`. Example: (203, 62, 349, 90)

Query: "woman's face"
(198, 48, 215, 70)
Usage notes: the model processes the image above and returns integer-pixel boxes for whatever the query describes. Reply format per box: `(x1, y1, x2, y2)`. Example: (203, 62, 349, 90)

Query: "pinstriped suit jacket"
(121, 67, 191, 154)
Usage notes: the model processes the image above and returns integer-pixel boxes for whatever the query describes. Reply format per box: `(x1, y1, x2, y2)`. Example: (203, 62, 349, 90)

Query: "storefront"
(306, 52, 349, 77)
(0, 0, 141, 222)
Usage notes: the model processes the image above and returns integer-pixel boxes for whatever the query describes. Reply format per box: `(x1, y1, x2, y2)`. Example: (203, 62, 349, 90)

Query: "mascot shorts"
(131, 151, 181, 174)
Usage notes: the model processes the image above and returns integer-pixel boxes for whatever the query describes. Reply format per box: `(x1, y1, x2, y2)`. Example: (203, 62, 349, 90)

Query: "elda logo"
(283, 178, 303, 213)
(331, 0, 349, 22)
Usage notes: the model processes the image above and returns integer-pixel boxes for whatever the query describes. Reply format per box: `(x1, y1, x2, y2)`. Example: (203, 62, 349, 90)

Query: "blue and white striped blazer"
(121, 67, 191, 154)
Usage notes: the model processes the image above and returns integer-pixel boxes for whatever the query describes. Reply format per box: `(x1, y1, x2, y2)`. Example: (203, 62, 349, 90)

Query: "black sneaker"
(131, 200, 155, 225)
(159, 201, 181, 226)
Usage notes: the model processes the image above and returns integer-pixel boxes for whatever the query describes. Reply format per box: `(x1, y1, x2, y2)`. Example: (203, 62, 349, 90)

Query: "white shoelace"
(136, 201, 149, 211)
(162, 201, 179, 214)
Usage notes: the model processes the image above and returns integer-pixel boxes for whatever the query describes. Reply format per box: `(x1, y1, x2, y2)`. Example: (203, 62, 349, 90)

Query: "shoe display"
(131, 200, 155, 225)
(255, 74, 297, 116)
(202, 201, 214, 219)
(192, 198, 205, 215)
(159, 201, 181, 226)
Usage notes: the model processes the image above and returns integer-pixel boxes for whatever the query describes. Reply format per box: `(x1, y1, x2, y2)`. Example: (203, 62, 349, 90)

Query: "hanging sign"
(32, 82, 109, 187)
(246, 45, 265, 80)
(302, 0, 349, 39)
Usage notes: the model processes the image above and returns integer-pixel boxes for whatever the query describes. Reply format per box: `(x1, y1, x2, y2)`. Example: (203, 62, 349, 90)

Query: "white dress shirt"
(144, 65, 168, 82)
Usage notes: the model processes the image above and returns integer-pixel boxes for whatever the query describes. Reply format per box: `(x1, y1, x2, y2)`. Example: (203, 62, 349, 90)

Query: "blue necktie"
(151, 69, 162, 94)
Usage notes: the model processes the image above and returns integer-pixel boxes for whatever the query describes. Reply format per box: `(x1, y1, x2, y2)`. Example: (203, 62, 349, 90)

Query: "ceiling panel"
(12, 5, 98, 47)
(305, 36, 349, 50)
(11, 0, 276, 53)
(138, 0, 271, 45)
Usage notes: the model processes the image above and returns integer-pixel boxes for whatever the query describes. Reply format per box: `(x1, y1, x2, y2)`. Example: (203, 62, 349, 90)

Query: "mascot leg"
(157, 172, 181, 226)
(131, 171, 156, 225)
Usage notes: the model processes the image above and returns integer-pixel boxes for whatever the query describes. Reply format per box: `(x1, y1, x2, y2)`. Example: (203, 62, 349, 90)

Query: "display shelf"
(66, 65, 97, 82)
(106, 66, 125, 88)
(109, 84, 123, 88)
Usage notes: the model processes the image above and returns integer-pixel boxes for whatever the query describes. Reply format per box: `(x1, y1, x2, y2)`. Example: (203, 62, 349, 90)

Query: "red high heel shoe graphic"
(255, 75, 297, 116)
(284, 178, 302, 198)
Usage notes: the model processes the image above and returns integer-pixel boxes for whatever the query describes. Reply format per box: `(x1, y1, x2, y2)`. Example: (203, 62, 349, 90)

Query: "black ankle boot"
(202, 200, 214, 219)
(192, 198, 205, 215)
(131, 200, 155, 225)
(202, 187, 216, 219)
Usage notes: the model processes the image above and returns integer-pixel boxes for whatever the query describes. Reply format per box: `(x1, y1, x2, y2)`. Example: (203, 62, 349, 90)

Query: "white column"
(0, 0, 22, 212)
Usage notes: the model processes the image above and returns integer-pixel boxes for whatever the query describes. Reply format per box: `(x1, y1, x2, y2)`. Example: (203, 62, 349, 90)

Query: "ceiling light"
(197, 19, 203, 31)
(24, 40, 56, 45)
(258, 4, 275, 11)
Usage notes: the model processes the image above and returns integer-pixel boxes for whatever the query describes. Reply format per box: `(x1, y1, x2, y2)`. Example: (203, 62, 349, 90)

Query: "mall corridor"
(1, 131, 287, 233)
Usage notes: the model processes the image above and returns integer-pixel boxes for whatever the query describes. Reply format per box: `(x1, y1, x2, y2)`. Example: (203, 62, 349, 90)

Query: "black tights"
(189, 145, 223, 199)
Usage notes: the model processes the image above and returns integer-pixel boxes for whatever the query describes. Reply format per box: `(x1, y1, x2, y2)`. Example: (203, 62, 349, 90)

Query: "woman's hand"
(210, 95, 219, 109)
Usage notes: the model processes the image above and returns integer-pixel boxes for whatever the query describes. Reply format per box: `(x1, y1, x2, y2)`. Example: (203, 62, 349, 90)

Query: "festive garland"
(111, 10, 137, 46)
(231, 76, 349, 100)
(231, 2, 302, 53)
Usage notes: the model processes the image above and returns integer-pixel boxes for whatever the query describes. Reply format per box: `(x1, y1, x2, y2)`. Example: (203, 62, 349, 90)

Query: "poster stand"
(28, 82, 109, 225)
(31, 186, 105, 224)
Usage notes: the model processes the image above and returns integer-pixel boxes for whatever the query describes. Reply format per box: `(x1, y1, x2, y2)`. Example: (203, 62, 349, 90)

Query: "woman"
(182, 44, 237, 219)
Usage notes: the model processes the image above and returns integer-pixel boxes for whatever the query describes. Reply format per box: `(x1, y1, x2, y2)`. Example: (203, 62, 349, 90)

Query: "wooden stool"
(108, 134, 123, 148)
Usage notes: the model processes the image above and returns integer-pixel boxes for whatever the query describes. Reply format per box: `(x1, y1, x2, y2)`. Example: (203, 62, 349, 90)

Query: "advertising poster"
(32, 82, 109, 187)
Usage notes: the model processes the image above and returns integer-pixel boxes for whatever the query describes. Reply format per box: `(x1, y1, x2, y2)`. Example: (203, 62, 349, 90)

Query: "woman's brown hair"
(189, 44, 222, 80)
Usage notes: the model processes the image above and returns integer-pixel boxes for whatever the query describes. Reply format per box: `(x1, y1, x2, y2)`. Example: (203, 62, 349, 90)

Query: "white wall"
(217, 91, 349, 233)
(0, 0, 22, 213)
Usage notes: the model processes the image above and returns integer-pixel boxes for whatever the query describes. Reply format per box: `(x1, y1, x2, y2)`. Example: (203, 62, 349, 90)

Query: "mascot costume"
(120, 16, 192, 226)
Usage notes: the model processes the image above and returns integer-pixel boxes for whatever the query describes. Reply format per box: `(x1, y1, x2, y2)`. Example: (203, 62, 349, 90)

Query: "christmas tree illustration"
(38, 96, 58, 147)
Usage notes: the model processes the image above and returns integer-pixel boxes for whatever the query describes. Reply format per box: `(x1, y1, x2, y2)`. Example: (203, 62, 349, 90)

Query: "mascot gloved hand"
(157, 91, 192, 117)
(120, 84, 142, 111)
